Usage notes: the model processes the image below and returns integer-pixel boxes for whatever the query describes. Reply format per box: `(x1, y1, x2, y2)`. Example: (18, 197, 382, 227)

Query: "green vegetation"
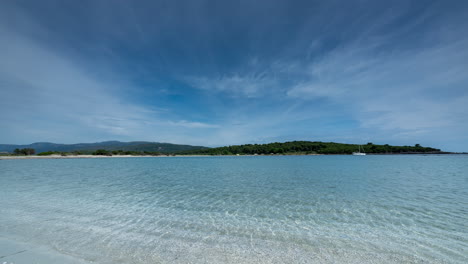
(92, 149, 164, 156)
(37, 151, 60, 156)
(13, 148, 35, 155)
(5, 141, 445, 156)
(35, 149, 166, 156)
(178, 141, 441, 155)
(0, 141, 208, 154)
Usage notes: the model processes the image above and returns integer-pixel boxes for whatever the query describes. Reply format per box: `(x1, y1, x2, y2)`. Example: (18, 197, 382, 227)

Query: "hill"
(179, 141, 442, 155)
(0, 141, 208, 154)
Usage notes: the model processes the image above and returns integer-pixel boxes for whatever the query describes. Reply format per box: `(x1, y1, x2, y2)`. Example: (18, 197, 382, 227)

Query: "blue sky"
(1, 0, 467, 151)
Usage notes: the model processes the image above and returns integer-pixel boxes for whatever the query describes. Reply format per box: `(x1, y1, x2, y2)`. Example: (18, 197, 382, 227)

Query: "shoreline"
(1, 153, 462, 160)
(0, 154, 165, 160)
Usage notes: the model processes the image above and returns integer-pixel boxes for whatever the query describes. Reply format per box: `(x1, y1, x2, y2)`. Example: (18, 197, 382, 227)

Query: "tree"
(93, 149, 111, 155)
(177, 141, 441, 155)
(23, 148, 35, 155)
(13, 148, 35, 155)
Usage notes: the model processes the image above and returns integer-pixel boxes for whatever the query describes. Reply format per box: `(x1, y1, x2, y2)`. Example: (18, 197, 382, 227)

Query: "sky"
(1, 0, 467, 151)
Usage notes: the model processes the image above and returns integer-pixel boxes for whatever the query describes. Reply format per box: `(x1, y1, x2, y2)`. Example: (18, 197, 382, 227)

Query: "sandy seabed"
(0, 237, 88, 264)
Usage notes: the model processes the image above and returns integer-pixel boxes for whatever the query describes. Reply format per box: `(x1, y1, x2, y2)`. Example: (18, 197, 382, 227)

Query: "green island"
(178, 141, 443, 155)
(0, 141, 451, 157)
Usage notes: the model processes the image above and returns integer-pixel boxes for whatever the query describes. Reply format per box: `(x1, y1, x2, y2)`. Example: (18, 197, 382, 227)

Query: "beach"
(0, 155, 161, 160)
(0, 154, 323, 160)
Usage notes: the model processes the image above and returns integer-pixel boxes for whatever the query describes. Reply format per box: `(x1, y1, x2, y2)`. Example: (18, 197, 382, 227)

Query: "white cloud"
(167, 120, 220, 129)
(0, 22, 220, 144)
(189, 73, 279, 98)
(181, 32, 468, 150)
(286, 36, 468, 133)
(1, 1, 467, 151)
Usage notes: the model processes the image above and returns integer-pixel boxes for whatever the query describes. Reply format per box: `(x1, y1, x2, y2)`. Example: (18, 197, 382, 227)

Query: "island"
(0, 141, 456, 159)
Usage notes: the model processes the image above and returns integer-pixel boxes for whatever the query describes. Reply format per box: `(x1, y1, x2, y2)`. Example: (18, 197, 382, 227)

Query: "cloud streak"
(1, 0, 467, 151)
(286, 35, 468, 135)
(0, 12, 218, 145)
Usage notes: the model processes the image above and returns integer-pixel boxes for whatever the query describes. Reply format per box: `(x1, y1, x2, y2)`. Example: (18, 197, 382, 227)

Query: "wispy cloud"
(0, 22, 151, 137)
(188, 72, 280, 98)
(287, 36, 468, 133)
(167, 120, 220, 129)
(179, 4, 468, 150)
(1, 0, 467, 151)
(0, 12, 218, 144)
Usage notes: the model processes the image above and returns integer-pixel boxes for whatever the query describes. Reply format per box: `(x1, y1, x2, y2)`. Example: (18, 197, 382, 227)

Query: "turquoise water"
(1, 155, 467, 263)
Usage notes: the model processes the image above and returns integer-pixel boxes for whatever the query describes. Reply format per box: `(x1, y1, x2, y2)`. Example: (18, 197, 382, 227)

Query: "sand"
(0, 237, 89, 264)
(0, 155, 167, 160)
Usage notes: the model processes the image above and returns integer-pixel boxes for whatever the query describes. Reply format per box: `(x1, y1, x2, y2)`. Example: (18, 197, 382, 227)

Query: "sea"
(0, 155, 467, 263)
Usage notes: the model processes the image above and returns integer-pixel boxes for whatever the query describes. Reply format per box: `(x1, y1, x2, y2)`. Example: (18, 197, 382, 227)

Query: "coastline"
(0, 154, 326, 160)
(0, 154, 160, 160)
(0, 154, 218, 160)
(1, 153, 461, 160)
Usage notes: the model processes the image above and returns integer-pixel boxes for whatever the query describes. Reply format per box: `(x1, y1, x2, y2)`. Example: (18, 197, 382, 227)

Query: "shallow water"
(1, 155, 467, 263)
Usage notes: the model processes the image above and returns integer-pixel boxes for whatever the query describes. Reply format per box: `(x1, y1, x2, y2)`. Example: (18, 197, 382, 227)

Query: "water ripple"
(1, 155, 467, 263)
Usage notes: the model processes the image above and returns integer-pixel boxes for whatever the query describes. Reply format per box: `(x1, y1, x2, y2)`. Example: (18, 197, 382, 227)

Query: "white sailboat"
(352, 145, 366, 155)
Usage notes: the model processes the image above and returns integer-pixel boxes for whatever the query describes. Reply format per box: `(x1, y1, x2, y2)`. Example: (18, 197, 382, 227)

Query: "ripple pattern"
(0, 155, 467, 263)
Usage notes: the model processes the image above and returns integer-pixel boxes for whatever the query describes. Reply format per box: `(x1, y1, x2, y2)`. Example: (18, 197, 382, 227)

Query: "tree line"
(7, 141, 443, 156)
(178, 141, 442, 155)
(91, 149, 164, 156)
(13, 148, 36, 155)
(36, 149, 165, 156)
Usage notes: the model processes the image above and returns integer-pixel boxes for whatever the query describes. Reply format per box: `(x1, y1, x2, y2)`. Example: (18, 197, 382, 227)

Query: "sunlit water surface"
(1, 155, 467, 263)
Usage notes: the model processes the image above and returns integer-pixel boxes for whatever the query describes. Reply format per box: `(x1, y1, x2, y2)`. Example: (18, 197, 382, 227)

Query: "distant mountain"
(0, 141, 208, 154)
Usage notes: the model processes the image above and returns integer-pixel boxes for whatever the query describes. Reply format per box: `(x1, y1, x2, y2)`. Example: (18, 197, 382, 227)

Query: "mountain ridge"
(0, 141, 208, 154)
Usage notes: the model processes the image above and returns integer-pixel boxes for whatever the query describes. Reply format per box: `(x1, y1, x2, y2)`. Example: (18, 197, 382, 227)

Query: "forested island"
(178, 141, 444, 155)
(0, 141, 451, 157)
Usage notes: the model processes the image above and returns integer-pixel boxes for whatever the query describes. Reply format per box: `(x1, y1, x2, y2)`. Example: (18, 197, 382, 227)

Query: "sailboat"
(352, 145, 366, 155)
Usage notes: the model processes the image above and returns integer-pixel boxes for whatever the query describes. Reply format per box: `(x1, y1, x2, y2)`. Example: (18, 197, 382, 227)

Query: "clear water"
(0, 155, 467, 263)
